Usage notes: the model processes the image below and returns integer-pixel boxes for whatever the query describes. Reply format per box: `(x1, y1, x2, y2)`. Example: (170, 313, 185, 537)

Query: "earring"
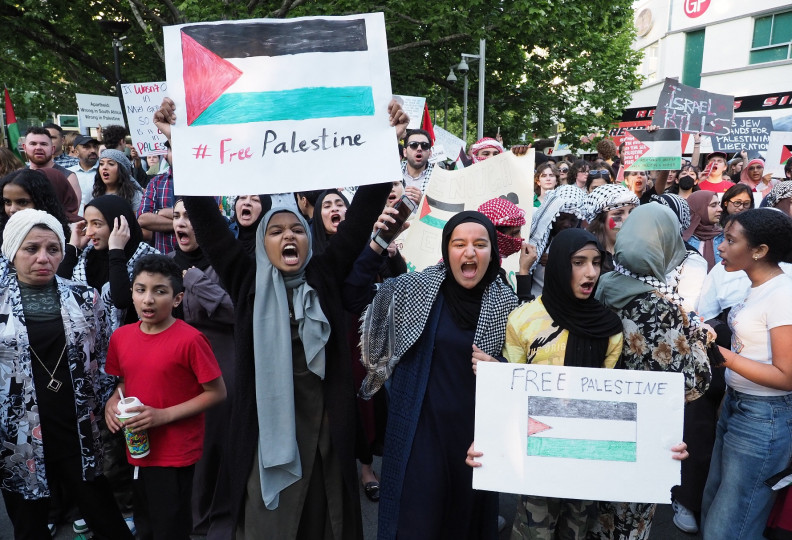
(753, 254, 759, 261)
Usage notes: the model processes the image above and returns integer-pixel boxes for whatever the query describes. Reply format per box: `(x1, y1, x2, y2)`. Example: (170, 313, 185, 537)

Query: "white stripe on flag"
(529, 416, 636, 443)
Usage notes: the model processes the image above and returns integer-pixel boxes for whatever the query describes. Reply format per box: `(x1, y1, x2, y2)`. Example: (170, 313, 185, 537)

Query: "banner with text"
(121, 82, 170, 156)
(651, 78, 734, 136)
(473, 362, 684, 503)
(164, 13, 401, 195)
(623, 128, 682, 171)
(75, 94, 124, 128)
(711, 116, 773, 159)
(398, 150, 534, 290)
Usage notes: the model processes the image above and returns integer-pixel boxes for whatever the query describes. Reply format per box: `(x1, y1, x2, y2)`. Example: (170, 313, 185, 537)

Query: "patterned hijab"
(469, 137, 504, 163)
(582, 184, 640, 223)
(528, 185, 585, 272)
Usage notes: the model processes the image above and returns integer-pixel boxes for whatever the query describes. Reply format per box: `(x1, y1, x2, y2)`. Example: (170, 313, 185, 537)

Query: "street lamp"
(456, 39, 486, 142)
(445, 67, 457, 130)
(97, 19, 131, 126)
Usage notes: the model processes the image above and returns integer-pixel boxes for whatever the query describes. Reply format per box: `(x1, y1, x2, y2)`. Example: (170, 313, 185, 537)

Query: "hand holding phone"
(371, 195, 416, 250)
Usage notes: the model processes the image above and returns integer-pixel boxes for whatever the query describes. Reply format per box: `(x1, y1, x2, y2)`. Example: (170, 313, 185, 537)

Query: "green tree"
(1, 0, 642, 149)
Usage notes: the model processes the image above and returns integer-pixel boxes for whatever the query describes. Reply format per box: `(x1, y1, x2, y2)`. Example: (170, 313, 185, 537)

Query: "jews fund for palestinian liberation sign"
(164, 13, 401, 195)
(623, 128, 682, 171)
(711, 117, 773, 158)
(651, 78, 734, 136)
(473, 363, 684, 503)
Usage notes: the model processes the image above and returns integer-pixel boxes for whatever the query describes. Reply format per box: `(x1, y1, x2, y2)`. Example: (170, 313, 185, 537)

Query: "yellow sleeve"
(602, 333, 624, 369)
(503, 313, 527, 364)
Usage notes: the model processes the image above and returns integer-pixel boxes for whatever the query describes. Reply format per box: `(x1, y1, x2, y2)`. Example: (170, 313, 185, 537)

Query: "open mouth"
(240, 208, 252, 219)
(460, 261, 478, 279)
(175, 230, 191, 244)
(140, 308, 156, 318)
(331, 214, 341, 225)
(388, 193, 398, 203)
(580, 281, 595, 295)
(282, 244, 299, 265)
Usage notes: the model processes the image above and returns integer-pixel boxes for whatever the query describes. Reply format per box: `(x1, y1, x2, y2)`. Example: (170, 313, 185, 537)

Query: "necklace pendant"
(47, 378, 62, 392)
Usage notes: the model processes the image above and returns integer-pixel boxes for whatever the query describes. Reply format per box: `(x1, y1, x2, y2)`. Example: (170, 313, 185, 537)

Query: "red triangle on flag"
(781, 145, 792, 165)
(623, 131, 651, 170)
(419, 196, 432, 219)
(181, 31, 243, 126)
(528, 417, 552, 437)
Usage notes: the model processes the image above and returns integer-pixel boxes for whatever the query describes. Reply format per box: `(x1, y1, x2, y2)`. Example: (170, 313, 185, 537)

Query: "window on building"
(750, 11, 792, 64)
(639, 42, 659, 83)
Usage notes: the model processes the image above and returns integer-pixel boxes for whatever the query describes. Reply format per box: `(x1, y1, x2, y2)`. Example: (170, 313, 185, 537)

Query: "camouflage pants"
(511, 495, 598, 540)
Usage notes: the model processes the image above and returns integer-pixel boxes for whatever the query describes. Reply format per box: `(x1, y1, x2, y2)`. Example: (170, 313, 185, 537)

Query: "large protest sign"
(623, 128, 682, 171)
(473, 362, 684, 503)
(398, 150, 534, 289)
(765, 131, 792, 178)
(75, 94, 125, 127)
(651, 78, 734, 136)
(121, 82, 169, 156)
(711, 116, 772, 159)
(394, 95, 426, 130)
(163, 13, 401, 196)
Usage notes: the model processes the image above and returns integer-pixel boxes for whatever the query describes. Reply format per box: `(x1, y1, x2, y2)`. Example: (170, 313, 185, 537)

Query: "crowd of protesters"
(1, 95, 792, 540)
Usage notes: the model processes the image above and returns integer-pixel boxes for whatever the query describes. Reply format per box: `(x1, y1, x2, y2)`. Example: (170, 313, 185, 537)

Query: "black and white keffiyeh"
(651, 193, 691, 232)
(613, 259, 686, 307)
(762, 181, 792, 208)
(528, 185, 586, 272)
(358, 262, 517, 398)
(582, 184, 640, 223)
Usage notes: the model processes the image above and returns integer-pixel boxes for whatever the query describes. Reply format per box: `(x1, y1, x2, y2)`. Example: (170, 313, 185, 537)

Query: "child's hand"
(122, 405, 170, 433)
(104, 395, 123, 433)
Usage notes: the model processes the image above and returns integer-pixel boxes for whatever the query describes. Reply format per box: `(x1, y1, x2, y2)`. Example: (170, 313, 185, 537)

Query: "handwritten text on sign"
(651, 78, 734, 136)
(711, 116, 773, 158)
(121, 82, 169, 156)
(473, 362, 684, 503)
(163, 13, 401, 196)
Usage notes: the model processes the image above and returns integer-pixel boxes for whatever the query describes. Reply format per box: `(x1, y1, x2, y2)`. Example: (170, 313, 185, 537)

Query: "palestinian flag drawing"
(418, 195, 465, 230)
(527, 396, 637, 462)
(180, 18, 375, 126)
(623, 128, 682, 171)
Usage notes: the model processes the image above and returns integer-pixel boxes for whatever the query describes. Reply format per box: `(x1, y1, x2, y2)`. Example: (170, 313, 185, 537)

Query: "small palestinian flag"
(527, 396, 637, 462)
(3, 87, 22, 161)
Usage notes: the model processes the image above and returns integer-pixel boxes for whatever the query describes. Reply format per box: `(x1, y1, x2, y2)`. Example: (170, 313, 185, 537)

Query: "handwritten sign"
(120, 82, 169, 156)
(430, 126, 466, 164)
(394, 95, 426, 130)
(623, 128, 682, 171)
(651, 78, 734, 136)
(75, 94, 124, 127)
(765, 131, 792, 178)
(473, 362, 684, 503)
(163, 13, 401, 196)
(399, 150, 534, 288)
(711, 116, 773, 159)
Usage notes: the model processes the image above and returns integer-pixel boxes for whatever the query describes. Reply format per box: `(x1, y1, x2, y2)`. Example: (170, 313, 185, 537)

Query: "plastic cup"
(116, 396, 150, 459)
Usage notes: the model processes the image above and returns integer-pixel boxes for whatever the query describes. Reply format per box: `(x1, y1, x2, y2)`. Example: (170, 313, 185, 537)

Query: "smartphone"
(372, 195, 417, 250)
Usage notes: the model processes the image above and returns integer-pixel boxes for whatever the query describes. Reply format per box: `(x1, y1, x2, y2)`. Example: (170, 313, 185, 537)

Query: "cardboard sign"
(121, 82, 170, 156)
(473, 362, 684, 503)
(163, 13, 401, 195)
(765, 131, 792, 178)
(394, 95, 426, 130)
(623, 128, 682, 171)
(75, 94, 125, 127)
(711, 116, 773, 159)
(651, 78, 734, 136)
(399, 150, 534, 290)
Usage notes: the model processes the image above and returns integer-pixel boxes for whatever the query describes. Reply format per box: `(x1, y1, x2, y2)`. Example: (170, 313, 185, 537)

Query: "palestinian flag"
(527, 396, 637, 462)
(623, 128, 681, 171)
(3, 87, 22, 161)
(421, 101, 435, 143)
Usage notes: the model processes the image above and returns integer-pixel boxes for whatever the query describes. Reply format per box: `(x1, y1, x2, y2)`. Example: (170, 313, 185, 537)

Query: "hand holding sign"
(651, 78, 734, 136)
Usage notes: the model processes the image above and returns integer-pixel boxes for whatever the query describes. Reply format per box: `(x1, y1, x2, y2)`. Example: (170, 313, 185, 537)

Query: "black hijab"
(541, 228, 623, 368)
(171, 198, 211, 272)
(440, 211, 501, 330)
(234, 195, 271, 256)
(310, 189, 349, 256)
(84, 195, 144, 291)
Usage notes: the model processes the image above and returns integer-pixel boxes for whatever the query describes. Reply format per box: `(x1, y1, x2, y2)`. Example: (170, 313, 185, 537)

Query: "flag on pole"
(3, 87, 22, 161)
(421, 101, 435, 143)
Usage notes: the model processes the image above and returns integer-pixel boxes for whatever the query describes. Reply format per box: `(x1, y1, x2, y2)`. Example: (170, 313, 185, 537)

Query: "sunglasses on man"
(407, 141, 431, 151)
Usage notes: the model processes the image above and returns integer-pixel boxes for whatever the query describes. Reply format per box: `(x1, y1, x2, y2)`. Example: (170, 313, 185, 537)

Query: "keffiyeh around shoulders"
(358, 262, 517, 398)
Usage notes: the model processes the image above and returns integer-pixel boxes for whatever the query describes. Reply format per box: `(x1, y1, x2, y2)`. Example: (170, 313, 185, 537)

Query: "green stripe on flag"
(419, 214, 447, 229)
(527, 437, 636, 462)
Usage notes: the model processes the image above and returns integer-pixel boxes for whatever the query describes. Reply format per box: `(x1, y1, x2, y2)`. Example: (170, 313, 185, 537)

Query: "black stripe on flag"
(181, 19, 368, 59)
(527, 396, 637, 421)
(630, 128, 682, 142)
(425, 195, 466, 212)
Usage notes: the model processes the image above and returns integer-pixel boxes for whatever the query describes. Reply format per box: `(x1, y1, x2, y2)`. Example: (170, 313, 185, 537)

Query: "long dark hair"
(720, 183, 754, 226)
(93, 158, 140, 204)
(0, 169, 71, 244)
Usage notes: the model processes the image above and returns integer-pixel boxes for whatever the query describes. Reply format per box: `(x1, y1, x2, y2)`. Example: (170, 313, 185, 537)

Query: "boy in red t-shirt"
(105, 254, 226, 540)
(697, 151, 735, 194)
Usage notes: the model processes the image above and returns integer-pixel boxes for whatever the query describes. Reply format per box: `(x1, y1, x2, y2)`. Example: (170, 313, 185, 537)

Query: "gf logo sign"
(684, 0, 710, 18)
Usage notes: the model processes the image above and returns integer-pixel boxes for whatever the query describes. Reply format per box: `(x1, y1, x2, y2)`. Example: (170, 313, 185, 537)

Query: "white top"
(670, 250, 708, 315)
(697, 262, 792, 321)
(68, 163, 99, 212)
(726, 274, 792, 396)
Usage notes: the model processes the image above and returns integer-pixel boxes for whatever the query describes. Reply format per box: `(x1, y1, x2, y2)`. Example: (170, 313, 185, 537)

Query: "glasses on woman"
(728, 200, 751, 209)
(559, 167, 569, 173)
(588, 170, 611, 180)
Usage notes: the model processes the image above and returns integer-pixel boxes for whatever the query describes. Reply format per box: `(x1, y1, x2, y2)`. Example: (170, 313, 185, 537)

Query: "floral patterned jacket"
(616, 291, 711, 402)
(0, 273, 112, 499)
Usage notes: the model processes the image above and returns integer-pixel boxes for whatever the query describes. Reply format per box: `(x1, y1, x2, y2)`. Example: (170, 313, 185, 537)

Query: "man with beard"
(68, 135, 101, 211)
(24, 127, 82, 205)
(401, 129, 433, 199)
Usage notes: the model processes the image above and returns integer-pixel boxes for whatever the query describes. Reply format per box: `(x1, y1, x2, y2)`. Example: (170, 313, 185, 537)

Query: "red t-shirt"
(106, 319, 222, 467)
(698, 179, 735, 194)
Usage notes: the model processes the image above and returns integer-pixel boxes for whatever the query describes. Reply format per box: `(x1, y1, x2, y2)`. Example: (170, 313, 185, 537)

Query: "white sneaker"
(672, 500, 699, 533)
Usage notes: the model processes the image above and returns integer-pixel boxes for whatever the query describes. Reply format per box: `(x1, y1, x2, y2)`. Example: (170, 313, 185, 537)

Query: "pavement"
(0, 456, 702, 539)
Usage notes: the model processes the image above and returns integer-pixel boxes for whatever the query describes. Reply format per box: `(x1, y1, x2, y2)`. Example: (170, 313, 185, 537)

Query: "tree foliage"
(1, 0, 642, 148)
